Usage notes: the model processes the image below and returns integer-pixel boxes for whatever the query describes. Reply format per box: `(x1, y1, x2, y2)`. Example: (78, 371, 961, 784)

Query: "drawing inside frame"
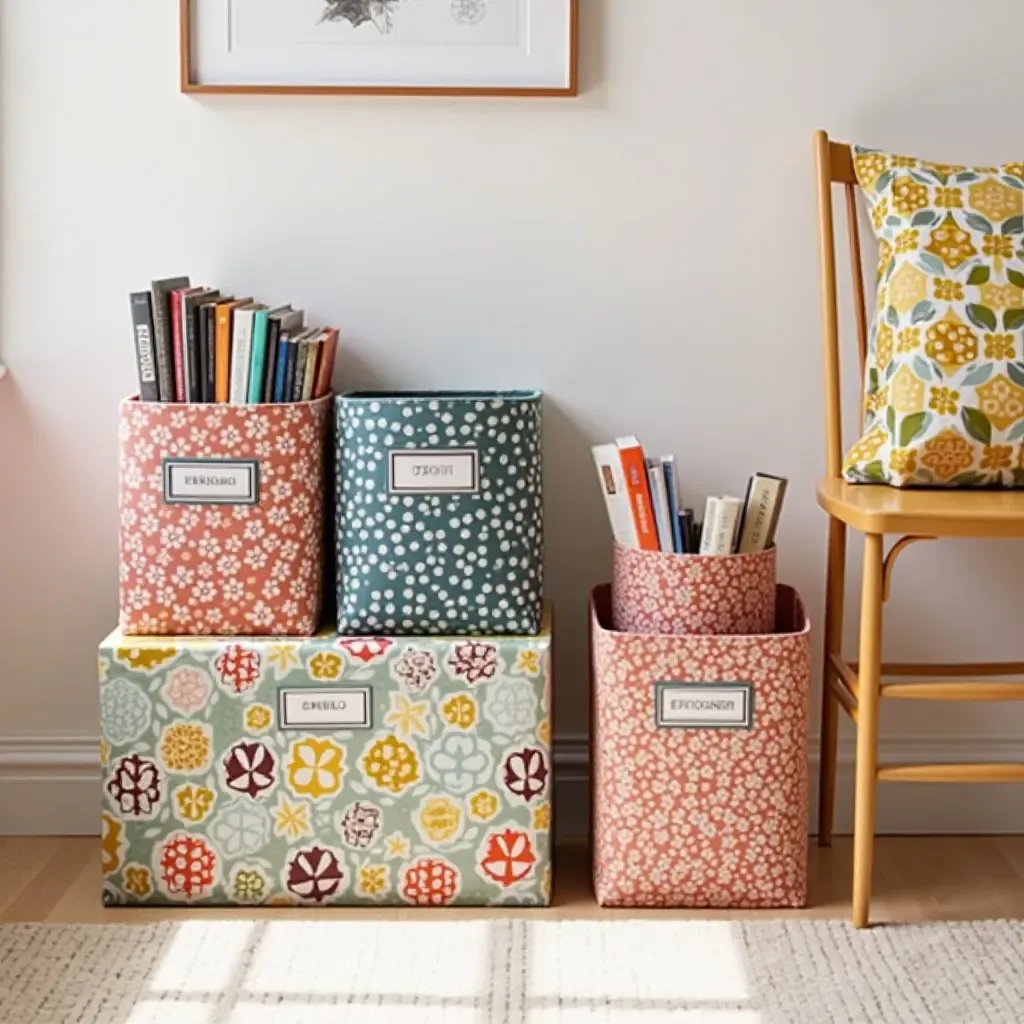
(182, 0, 578, 96)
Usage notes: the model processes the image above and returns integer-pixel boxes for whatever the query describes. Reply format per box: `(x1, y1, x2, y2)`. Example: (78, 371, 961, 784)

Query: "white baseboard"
(2, 734, 1023, 838)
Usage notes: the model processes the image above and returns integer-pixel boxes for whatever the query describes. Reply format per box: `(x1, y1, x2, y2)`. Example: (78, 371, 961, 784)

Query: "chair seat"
(816, 479, 1024, 538)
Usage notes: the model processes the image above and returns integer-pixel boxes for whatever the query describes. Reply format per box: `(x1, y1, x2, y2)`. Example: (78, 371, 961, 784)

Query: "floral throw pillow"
(844, 146, 1024, 487)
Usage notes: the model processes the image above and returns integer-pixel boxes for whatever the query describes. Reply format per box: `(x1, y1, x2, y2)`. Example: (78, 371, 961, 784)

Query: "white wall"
(4, 0, 1024, 836)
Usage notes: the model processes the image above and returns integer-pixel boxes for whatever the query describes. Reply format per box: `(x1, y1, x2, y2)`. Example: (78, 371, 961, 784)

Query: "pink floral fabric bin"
(612, 543, 776, 636)
(591, 583, 810, 908)
(118, 395, 330, 637)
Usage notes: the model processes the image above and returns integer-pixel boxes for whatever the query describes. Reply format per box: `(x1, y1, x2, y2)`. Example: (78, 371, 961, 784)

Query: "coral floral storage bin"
(591, 583, 810, 908)
(118, 396, 330, 636)
(612, 543, 776, 636)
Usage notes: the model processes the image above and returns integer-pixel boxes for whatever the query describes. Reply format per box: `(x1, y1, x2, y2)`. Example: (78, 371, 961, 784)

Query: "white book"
(591, 444, 638, 548)
(229, 304, 260, 404)
(714, 496, 743, 555)
(646, 458, 675, 553)
(737, 473, 788, 553)
(699, 497, 722, 555)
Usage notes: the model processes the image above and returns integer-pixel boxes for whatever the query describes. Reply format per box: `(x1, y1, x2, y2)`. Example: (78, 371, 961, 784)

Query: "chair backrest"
(815, 130, 870, 479)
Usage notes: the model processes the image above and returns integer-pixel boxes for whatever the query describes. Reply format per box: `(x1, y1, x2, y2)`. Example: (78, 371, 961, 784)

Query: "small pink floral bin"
(591, 583, 810, 908)
(118, 395, 330, 637)
(612, 543, 776, 636)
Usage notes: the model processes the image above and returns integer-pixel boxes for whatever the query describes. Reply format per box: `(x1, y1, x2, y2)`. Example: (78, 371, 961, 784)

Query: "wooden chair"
(814, 130, 1024, 928)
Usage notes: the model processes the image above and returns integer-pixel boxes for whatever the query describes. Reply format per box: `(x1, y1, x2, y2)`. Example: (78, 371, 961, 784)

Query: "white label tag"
(655, 683, 754, 730)
(163, 459, 259, 505)
(388, 449, 479, 494)
(278, 687, 372, 730)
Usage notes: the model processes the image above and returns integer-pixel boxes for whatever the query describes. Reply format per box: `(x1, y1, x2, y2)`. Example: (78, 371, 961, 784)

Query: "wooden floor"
(2, 837, 1024, 924)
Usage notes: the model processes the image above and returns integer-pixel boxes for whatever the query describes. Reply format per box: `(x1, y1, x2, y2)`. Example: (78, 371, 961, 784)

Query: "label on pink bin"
(655, 682, 754, 730)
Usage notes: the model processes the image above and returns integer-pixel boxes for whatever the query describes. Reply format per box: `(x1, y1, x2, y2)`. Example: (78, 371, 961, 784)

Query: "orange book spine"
(618, 444, 660, 552)
(314, 327, 339, 398)
(215, 305, 232, 403)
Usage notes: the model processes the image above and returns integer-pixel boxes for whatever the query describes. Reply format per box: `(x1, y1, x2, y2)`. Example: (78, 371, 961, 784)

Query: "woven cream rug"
(1, 918, 1022, 1023)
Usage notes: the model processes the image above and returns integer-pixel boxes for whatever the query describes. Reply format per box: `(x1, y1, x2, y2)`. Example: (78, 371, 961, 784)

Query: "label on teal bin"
(655, 681, 754, 730)
(278, 687, 373, 730)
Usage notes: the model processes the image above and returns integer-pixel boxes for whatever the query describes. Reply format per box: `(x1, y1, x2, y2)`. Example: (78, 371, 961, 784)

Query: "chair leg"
(852, 533, 884, 929)
(817, 517, 846, 848)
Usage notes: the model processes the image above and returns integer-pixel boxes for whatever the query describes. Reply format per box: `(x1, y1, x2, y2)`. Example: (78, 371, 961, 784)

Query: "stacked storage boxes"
(100, 390, 551, 908)
(591, 543, 810, 908)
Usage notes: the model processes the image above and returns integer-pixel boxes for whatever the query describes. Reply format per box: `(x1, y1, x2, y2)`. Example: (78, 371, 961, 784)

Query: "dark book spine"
(197, 306, 210, 403)
(283, 337, 298, 403)
(274, 338, 291, 403)
(291, 341, 308, 402)
(204, 306, 218, 402)
(150, 288, 175, 402)
(129, 292, 160, 402)
(185, 303, 202, 403)
(264, 319, 282, 403)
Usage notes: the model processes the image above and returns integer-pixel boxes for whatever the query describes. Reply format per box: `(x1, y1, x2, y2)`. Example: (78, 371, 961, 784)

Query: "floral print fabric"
(846, 147, 1024, 486)
(99, 616, 551, 907)
(591, 585, 810, 908)
(118, 396, 329, 636)
(612, 543, 776, 636)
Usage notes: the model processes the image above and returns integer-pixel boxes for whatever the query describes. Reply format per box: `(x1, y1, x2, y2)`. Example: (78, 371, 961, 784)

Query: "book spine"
(713, 496, 743, 555)
(273, 338, 291, 403)
(283, 338, 299, 403)
(662, 457, 683, 554)
(678, 508, 694, 554)
(737, 475, 787, 553)
(764, 477, 788, 549)
(591, 444, 638, 548)
(203, 307, 217, 402)
(248, 310, 270, 404)
(215, 307, 232, 403)
(291, 341, 309, 402)
(184, 302, 202, 403)
(229, 309, 255, 404)
(170, 290, 187, 402)
(699, 497, 722, 555)
(646, 459, 674, 553)
(264, 319, 282, 404)
(150, 287, 175, 402)
(314, 327, 338, 398)
(301, 339, 320, 401)
(618, 445, 659, 552)
(129, 292, 159, 402)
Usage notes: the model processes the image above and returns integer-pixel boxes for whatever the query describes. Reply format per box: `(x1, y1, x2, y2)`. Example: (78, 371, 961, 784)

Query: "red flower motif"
(338, 800, 382, 849)
(447, 642, 499, 685)
(479, 828, 537, 888)
(285, 845, 346, 903)
(222, 741, 276, 799)
(401, 857, 461, 906)
(337, 637, 394, 665)
(214, 645, 262, 695)
(502, 747, 549, 803)
(157, 833, 217, 899)
(107, 754, 162, 819)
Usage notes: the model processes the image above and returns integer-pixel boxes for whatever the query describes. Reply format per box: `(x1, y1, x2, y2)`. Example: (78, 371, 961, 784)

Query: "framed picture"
(180, 0, 578, 97)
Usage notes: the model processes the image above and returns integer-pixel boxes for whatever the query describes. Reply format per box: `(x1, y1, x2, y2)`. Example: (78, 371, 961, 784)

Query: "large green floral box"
(98, 612, 552, 908)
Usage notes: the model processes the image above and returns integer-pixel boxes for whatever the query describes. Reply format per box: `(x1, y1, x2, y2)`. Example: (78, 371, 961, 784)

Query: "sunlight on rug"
(1, 918, 1023, 1023)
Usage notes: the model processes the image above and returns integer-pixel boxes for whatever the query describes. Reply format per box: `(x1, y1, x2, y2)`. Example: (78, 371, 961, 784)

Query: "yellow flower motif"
(926, 213, 977, 269)
(981, 445, 1013, 471)
(174, 784, 215, 824)
(98, 656, 110, 684)
(969, 179, 1023, 223)
(890, 154, 918, 169)
(384, 692, 429, 738)
(159, 722, 212, 774)
(891, 177, 929, 217)
(273, 793, 312, 840)
(287, 737, 345, 799)
(929, 387, 960, 416)
(891, 365, 926, 415)
(874, 323, 894, 370)
(843, 426, 888, 468)
(922, 161, 966, 179)
(888, 449, 917, 475)
(441, 694, 477, 730)
(537, 719, 551, 746)
(101, 812, 124, 875)
(541, 865, 552, 902)
(985, 334, 1016, 360)
(358, 864, 389, 897)
(116, 646, 177, 671)
(245, 704, 273, 735)
(926, 310, 978, 372)
(980, 282, 1023, 310)
(934, 187, 962, 208)
(533, 802, 551, 832)
(468, 790, 500, 822)
(897, 328, 921, 353)
(232, 869, 267, 904)
(921, 428, 975, 481)
(977, 374, 1024, 430)
(515, 650, 540, 677)
(361, 734, 420, 794)
(417, 796, 463, 844)
(267, 643, 299, 677)
(384, 832, 410, 860)
(871, 197, 890, 233)
(876, 238, 893, 281)
(983, 234, 1014, 260)
(888, 264, 927, 314)
(933, 279, 963, 302)
(894, 229, 919, 254)
(308, 652, 343, 681)
(123, 865, 152, 899)
(99, 739, 111, 767)
(855, 150, 887, 189)
(1005, 162, 1024, 181)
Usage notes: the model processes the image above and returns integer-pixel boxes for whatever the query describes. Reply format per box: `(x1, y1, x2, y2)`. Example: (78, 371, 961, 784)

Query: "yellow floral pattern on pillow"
(846, 146, 1024, 487)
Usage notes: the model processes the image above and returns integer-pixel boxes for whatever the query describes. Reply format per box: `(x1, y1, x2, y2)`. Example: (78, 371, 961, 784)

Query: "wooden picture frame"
(180, 0, 578, 97)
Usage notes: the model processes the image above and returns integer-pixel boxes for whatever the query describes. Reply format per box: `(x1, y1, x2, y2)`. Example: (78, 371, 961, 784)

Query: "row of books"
(592, 437, 787, 556)
(129, 276, 339, 405)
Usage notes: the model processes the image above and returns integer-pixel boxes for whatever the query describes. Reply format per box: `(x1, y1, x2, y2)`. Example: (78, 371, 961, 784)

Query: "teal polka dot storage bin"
(335, 391, 544, 636)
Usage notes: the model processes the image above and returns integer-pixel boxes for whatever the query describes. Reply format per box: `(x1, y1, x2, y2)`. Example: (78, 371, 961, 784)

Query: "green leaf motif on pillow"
(966, 304, 997, 332)
(961, 407, 992, 446)
(967, 265, 991, 285)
